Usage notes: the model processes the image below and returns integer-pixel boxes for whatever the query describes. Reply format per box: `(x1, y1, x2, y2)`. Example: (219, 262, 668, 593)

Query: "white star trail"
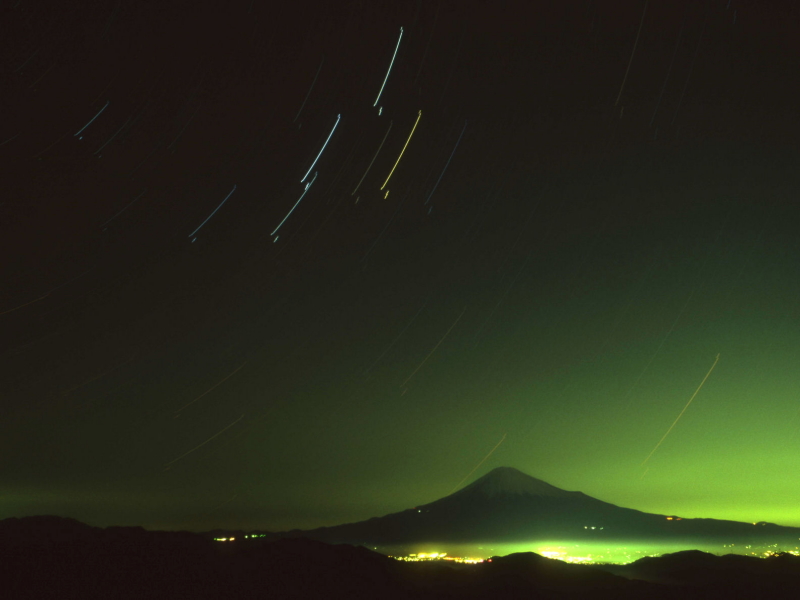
(401, 305, 466, 387)
(272, 171, 318, 236)
(425, 119, 467, 204)
(164, 414, 245, 469)
(188, 184, 237, 238)
(294, 56, 324, 123)
(100, 189, 147, 229)
(74, 100, 110, 137)
(301, 114, 340, 183)
(374, 27, 403, 108)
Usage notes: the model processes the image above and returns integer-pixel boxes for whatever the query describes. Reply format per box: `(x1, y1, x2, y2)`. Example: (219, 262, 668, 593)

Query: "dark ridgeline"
(3, 514, 800, 599)
(6, 468, 800, 598)
(272, 467, 800, 548)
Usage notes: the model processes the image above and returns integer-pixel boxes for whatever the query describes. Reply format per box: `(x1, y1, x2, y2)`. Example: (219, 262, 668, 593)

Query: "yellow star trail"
(380, 110, 421, 191)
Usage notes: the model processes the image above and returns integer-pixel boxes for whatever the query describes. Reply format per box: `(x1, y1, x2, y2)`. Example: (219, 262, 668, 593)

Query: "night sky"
(3, 0, 800, 533)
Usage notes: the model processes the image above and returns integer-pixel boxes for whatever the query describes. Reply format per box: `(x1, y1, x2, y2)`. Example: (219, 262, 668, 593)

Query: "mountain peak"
(453, 466, 577, 499)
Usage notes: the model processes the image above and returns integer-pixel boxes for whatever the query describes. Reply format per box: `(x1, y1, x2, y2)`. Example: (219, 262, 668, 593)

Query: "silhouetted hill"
(0, 516, 220, 600)
(596, 549, 800, 598)
(3, 515, 800, 598)
(271, 467, 800, 548)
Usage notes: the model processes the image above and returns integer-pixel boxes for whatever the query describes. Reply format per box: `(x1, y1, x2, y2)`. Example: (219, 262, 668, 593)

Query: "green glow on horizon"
(385, 539, 800, 565)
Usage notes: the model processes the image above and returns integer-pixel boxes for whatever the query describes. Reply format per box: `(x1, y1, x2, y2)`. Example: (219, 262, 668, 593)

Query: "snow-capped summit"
(451, 466, 579, 499)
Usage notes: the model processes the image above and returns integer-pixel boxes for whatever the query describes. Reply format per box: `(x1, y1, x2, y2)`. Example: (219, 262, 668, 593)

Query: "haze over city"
(3, 0, 799, 541)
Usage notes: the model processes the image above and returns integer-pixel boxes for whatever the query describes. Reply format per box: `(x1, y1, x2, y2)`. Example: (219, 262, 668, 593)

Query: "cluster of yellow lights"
(213, 534, 268, 542)
(391, 553, 483, 564)
(533, 545, 663, 565)
(209, 537, 799, 563)
(539, 549, 595, 564)
(534, 542, 800, 565)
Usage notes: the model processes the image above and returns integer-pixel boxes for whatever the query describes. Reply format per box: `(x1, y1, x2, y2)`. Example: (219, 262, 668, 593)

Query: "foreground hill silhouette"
(2, 515, 800, 599)
(271, 467, 800, 548)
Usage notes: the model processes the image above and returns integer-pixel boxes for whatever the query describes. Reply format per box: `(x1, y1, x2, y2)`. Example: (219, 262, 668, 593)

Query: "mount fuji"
(267, 467, 800, 547)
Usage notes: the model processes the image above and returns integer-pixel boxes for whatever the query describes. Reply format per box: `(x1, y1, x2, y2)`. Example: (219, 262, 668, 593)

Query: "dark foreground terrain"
(2, 516, 800, 599)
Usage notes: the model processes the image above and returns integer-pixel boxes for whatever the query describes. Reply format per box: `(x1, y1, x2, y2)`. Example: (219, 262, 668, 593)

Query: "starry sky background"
(3, 0, 800, 532)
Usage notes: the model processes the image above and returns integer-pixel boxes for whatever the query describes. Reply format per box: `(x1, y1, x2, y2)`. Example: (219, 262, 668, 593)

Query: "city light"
(390, 552, 484, 564)
(209, 536, 800, 565)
